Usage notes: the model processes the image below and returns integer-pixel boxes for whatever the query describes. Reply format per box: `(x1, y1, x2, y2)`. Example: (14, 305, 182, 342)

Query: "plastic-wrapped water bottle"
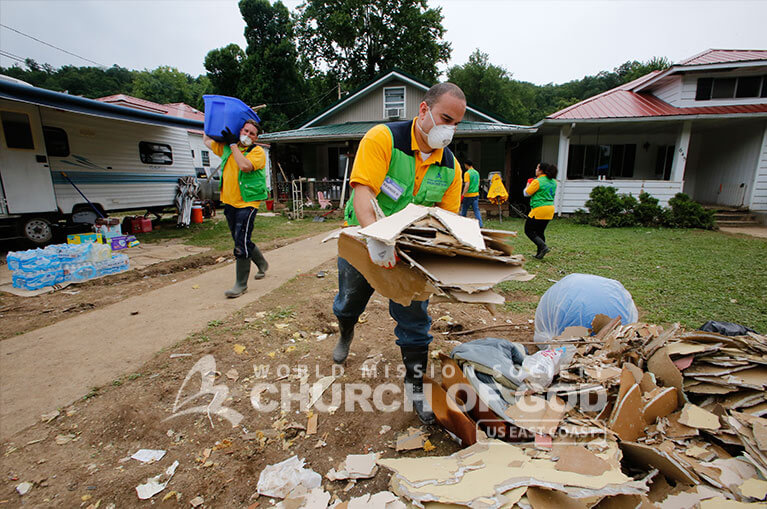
(519, 345, 574, 392)
(70, 262, 96, 282)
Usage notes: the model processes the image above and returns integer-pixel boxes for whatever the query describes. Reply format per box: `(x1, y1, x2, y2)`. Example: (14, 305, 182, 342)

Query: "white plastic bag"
(519, 346, 574, 392)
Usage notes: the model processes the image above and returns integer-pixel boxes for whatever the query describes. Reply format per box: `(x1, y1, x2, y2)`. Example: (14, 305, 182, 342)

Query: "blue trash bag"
(534, 273, 638, 344)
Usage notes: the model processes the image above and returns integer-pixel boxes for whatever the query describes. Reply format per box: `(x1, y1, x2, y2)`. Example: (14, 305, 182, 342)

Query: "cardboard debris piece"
(344, 491, 407, 509)
(379, 440, 648, 508)
(135, 460, 179, 500)
(256, 455, 322, 499)
(395, 427, 429, 451)
(327, 453, 379, 481)
(338, 204, 532, 306)
(504, 395, 568, 436)
(678, 403, 721, 431)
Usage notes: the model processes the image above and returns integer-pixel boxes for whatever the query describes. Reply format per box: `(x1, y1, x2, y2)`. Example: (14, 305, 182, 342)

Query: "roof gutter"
(0, 80, 204, 130)
(541, 112, 767, 124)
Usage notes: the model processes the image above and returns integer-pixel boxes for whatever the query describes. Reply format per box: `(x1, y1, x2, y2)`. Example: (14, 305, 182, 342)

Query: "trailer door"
(0, 99, 57, 214)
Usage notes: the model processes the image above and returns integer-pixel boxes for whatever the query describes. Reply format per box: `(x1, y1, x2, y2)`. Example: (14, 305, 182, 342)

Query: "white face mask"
(240, 134, 254, 146)
(418, 107, 456, 150)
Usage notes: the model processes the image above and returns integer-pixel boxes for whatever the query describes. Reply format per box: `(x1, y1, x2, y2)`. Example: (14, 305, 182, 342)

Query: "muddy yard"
(0, 252, 536, 507)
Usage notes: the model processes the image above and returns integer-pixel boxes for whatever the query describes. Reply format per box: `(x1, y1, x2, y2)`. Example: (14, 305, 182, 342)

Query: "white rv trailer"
(0, 78, 203, 244)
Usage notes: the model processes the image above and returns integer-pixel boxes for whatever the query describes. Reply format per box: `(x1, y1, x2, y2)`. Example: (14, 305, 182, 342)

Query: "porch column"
(670, 121, 692, 183)
(555, 125, 571, 215)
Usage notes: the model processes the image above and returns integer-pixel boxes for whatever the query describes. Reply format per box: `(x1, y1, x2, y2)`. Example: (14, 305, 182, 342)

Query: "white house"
(535, 49, 767, 220)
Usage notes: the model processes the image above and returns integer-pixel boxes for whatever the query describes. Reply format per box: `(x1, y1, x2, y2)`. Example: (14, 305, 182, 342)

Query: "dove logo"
(165, 355, 244, 427)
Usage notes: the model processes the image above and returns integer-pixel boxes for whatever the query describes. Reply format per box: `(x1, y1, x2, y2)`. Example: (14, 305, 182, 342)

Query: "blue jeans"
(333, 257, 432, 347)
(460, 196, 483, 227)
(224, 204, 258, 259)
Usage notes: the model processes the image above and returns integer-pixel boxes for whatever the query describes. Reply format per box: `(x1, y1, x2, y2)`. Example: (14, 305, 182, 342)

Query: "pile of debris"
(332, 203, 533, 306)
(377, 320, 767, 507)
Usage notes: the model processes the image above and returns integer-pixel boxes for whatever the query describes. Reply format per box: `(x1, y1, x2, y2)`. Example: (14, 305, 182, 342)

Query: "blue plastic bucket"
(203, 95, 261, 141)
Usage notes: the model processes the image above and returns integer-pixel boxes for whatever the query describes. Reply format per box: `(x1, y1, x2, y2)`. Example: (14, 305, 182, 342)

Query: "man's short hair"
(423, 82, 466, 107)
(244, 119, 261, 133)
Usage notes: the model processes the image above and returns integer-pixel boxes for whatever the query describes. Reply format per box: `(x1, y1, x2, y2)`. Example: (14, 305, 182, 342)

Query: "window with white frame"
(383, 87, 405, 119)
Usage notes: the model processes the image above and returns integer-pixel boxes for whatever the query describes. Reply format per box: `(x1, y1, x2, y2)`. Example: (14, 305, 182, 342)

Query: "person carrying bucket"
(203, 119, 269, 298)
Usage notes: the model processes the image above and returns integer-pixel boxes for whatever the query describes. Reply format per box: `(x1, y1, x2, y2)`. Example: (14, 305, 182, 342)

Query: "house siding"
(750, 123, 767, 211)
(684, 120, 764, 207)
(652, 76, 683, 106)
(316, 79, 489, 126)
(559, 180, 683, 213)
(677, 72, 767, 108)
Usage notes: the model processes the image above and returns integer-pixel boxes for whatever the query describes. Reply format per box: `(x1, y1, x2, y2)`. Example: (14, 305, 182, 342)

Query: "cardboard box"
(109, 235, 128, 251)
(67, 233, 103, 245)
(96, 223, 122, 239)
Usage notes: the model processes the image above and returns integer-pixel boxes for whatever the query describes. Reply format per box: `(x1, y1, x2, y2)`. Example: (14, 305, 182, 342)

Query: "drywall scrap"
(338, 204, 533, 306)
(410, 322, 767, 508)
(378, 440, 648, 508)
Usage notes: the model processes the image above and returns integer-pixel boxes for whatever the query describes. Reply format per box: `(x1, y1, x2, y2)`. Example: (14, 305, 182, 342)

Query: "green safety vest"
(466, 168, 480, 194)
(220, 144, 268, 202)
(345, 120, 456, 226)
(529, 175, 557, 209)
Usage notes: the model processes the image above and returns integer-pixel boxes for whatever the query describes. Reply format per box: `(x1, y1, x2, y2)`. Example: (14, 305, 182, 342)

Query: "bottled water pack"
(7, 244, 130, 291)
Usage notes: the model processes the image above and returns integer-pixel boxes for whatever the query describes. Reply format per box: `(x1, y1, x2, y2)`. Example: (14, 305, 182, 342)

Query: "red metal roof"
(96, 94, 204, 121)
(548, 57, 767, 121)
(678, 49, 767, 66)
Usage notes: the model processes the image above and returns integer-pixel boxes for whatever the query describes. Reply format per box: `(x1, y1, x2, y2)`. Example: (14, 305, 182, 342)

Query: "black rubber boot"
(400, 346, 436, 425)
(332, 318, 357, 364)
(533, 237, 550, 259)
(224, 258, 250, 298)
(250, 245, 269, 280)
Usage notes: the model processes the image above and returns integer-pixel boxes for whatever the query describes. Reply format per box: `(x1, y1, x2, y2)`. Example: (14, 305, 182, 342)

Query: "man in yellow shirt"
(333, 83, 466, 424)
(203, 120, 269, 298)
(460, 160, 483, 227)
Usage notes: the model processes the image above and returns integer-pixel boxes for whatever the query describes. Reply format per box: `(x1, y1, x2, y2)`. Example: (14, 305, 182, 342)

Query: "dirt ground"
(0, 255, 537, 507)
(0, 233, 326, 341)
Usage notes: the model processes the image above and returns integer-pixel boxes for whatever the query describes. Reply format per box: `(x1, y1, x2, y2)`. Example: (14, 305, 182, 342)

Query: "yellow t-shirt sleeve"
(463, 172, 470, 183)
(524, 179, 540, 196)
(437, 159, 463, 214)
(349, 124, 392, 194)
(210, 140, 224, 157)
(247, 146, 266, 171)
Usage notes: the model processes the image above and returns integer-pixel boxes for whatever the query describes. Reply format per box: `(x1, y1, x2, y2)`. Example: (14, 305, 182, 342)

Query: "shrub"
(665, 193, 715, 229)
(576, 188, 714, 229)
(572, 208, 590, 224)
(582, 186, 637, 227)
(635, 191, 665, 226)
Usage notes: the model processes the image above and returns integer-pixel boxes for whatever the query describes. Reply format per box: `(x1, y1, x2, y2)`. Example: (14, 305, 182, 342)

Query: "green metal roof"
(260, 120, 536, 143)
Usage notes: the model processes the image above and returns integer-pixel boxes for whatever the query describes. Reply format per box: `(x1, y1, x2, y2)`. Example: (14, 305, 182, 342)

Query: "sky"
(1, 0, 766, 86)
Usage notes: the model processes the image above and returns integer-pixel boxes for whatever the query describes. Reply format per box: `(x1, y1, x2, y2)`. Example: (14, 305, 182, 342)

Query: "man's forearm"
(352, 185, 378, 227)
(230, 145, 254, 172)
(462, 182, 470, 196)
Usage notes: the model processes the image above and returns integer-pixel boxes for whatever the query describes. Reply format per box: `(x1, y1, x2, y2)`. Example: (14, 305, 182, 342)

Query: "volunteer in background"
(332, 83, 466, 424)
(459, 160, 483, 227)
(523, 162, 558, 259)
(203, 119, 269, 298)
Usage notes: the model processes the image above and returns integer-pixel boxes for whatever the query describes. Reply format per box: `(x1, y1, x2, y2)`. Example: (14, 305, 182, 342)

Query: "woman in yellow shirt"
(523, 163, 558, 259)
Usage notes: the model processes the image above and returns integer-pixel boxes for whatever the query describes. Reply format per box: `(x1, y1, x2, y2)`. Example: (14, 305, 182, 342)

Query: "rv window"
(201, 150, 210, 167)
(43, 126, 70, 157)
(1, 111, 35, 149)
(139, 141, 173, 165)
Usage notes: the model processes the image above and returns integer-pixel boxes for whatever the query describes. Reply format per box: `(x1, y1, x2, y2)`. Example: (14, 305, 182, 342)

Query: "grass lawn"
(490, 217, 767, 332)
(137, 212, 343, 252)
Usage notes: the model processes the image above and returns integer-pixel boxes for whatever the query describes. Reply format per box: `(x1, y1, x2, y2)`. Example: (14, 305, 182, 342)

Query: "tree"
(615, 56, 672, 83)
(295, 0, 451, 87)
(447, 50, 535, 124)
(131, 66, 211, 109)
(204, 44, 246, 98)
